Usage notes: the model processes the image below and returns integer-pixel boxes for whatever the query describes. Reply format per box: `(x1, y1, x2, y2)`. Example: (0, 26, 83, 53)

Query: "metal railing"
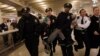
(0, 29, 20, 54)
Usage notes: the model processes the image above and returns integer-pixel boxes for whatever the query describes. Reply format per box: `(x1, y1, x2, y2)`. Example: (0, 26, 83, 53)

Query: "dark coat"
(88, 15, 100, 48)
(43, 15, 56, 37)
(55, 12, 73, 36)
(17, 13, 40, 38)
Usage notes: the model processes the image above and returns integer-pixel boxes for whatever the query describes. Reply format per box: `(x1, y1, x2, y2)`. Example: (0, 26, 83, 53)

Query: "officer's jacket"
(88, 15, 100, 35)
(43, 15, 56, 37)
(55, 12, 73, 32)
(17, 13, 40, 36)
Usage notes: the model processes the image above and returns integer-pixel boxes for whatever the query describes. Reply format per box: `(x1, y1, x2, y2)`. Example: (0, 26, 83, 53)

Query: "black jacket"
(55, 12, 73, 32)
(88, 15, 100, 36)
(43, 15, 56, 37)
(17, 13, 40, 37)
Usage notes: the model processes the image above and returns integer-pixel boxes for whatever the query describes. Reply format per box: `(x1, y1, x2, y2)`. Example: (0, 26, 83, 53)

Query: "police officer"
(55, 3, 74, 56)
(17, 7, 40, 56)
(74, 9, 91, 56)
(42, 8, 57, 56)
(88, 7, 100, 56)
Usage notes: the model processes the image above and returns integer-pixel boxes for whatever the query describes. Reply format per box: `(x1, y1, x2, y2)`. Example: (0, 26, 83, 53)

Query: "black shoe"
(60, 39, 74, 47)
(74, 45, 78, 52)
(66, 40, 74, 47)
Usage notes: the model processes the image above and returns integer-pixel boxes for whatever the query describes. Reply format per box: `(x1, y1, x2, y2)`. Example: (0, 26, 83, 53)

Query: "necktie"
(81, 17, 84, 24)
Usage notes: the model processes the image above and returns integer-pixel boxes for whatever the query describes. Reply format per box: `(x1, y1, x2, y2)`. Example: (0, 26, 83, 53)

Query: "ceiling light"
(35, 0, 44, 2)
(12, 9, 16, 11)
(41, 5, 48, 9)
(71, 0, 79, 5)
(0, 4, 9, 8)
(38, 2, 45, 5)
(6, 7, 15, 9)
(72, 1, 78, 3)
(42, 6, 47, 9)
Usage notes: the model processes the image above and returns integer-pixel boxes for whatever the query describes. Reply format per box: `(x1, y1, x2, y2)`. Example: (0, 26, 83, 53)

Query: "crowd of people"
(3, 2, 99, 56)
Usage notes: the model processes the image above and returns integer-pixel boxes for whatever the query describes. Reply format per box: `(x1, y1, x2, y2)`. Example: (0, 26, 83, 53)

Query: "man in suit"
(88, 7, 100, 56)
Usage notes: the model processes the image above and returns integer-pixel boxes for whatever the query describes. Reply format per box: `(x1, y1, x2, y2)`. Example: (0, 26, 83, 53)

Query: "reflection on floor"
(8, 38, 63, 56)
(7, 37, 99, 56)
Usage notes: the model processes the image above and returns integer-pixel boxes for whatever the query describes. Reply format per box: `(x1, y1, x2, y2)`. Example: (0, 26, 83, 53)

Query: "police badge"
(96, 20, 99, 23)
(35, 19, 37, 23)
(67, 16, 70, 20)
(52, 19, 55, 23)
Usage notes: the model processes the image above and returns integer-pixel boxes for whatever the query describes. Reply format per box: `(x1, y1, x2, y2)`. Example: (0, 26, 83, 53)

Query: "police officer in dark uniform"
(17, 7, 40, 56)
(55, 3, 74, 56)
(42, 8, 57, 56)
(88, 7, 100, 56)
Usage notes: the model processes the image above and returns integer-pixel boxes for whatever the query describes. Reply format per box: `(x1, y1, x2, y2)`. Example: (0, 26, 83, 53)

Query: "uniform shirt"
(75, 16, 91, 30)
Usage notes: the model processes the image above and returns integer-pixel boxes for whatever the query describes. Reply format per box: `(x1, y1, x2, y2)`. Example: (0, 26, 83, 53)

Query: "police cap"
(64, 3, 72, 8)
(45, 8, 52, 12)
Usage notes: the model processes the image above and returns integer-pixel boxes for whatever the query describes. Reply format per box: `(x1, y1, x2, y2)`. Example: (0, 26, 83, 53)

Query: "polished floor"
(6, 38, 99, 56)
(1, 31, 100, 56)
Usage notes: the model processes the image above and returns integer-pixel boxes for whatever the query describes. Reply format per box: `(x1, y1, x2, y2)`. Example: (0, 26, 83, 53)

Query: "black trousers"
(61, 45, 74, 56)
(74, 29, 91, 56)
(93, 35, 100, 56)
(44, 37, 58, 56)
(52, 37, 58, 52)
(24, 34, 39, 56)
(60, 31, 74, 56)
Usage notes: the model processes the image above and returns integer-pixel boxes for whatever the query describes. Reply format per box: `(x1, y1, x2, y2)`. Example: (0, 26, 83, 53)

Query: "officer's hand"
(71, 25, 74, 29)
(43, 32, 46, 35)
(94, 31, 99, 35)
(71, 21, 77, 29)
